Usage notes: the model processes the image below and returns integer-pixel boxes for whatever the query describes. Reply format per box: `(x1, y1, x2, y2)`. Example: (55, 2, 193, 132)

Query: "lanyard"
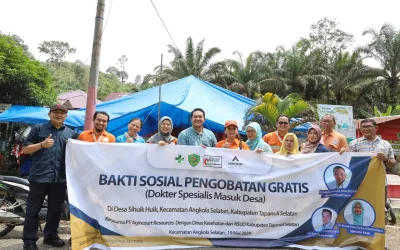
(92, 133, 103, 142)
(275, 131, 283, 143)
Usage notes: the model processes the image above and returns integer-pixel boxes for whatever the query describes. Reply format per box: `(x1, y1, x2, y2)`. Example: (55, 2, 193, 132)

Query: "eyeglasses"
(361, 125, 375, 129)
(278, 122, 289, 125)
(226, 127, 237, 131)
(129, 123, 141, 128)
(246, 130, 256, 133)
(321, 120, 333, 123)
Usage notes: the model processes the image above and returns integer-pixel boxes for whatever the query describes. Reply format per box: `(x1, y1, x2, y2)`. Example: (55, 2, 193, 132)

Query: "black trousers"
(22, 182, 66, 245)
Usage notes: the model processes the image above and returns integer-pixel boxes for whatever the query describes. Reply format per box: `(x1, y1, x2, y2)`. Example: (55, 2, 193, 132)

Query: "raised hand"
(41, 134, 54, 148)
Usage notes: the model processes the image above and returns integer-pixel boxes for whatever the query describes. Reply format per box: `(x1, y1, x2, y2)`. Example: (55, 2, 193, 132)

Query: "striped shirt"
(177, 127, 217, 147)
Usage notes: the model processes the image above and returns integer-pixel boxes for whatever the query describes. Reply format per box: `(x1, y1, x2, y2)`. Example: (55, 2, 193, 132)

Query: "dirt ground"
(0, 221, 398, 250)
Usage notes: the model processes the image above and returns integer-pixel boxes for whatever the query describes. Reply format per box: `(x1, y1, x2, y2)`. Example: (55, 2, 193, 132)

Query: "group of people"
(20, 104, 396, 250)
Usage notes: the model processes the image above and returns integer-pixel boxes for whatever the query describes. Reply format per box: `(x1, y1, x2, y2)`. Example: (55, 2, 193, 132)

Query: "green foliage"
(38, 40, 76, 63)
(159, 37, 221, 82)
(360, 105, 400, 118)
(0, 33, 56, 106)
(246, 92, 313, 132)
(359, 24, 400, 105)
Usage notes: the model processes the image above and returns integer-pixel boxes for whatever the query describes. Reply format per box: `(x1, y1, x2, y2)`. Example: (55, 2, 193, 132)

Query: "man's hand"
(376, 152, 387, 162)
(41, 134, 54, 148)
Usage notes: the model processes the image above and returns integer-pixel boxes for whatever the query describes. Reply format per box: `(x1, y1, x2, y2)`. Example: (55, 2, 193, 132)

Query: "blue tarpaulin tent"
(0, 76, 311, 137)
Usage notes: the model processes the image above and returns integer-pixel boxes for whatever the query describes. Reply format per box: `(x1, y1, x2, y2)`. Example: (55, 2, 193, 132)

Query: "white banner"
(66, 140, 385, 250)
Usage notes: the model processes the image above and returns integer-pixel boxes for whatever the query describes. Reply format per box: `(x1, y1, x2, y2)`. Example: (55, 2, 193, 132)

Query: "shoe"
(23, 244, 38, 250)
(43, 235, 65, 247)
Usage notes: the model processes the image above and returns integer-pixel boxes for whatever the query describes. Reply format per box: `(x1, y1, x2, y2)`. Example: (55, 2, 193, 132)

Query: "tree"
(117, 55, 129, 82)
(308, 17, 354, 63)
(0, 34, 56, 106)
(134, 75, 142, 84)
(245, 92, 312, 132)
(159, 37, 221, 82)
(359, 24, 400, 104)
(261, 44, 327, 100)
(219, 51, 272, 99)
(325, 51, 382, 105)
(38, 41, 76, 63)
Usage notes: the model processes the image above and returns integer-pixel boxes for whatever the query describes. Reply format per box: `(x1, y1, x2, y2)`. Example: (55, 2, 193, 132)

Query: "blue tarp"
(0, 75, 311, 137)
(80, 75, 257, 136)
(0, 105, 86, 128)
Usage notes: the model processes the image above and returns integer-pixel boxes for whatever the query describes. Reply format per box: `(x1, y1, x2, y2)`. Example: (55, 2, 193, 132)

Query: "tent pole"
(158, 54, 163, 132)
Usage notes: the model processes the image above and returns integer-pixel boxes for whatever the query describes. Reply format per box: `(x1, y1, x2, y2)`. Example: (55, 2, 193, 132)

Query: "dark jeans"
(23, 182, 66, 245)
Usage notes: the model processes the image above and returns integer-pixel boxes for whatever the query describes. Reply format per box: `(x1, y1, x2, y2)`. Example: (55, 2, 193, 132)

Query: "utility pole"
(157, 54, 163, 132)
(84, 0, 105, 130)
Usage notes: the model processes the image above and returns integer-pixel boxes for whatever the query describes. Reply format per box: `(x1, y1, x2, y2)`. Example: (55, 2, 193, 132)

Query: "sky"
(1, 0, 399, 82)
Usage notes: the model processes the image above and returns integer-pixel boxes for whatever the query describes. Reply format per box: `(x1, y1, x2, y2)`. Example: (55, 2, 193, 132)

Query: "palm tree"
(261, 45, 327, 100)
(218, 51, 272, 99)
(359, 24, 400, 104)
(158, 37, 221, 82)
(245, 92, 313, 132)
(325, 51, 382, 105)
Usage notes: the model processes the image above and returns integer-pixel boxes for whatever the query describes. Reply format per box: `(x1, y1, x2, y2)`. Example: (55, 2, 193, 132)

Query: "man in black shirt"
(22, 104, 76, 250)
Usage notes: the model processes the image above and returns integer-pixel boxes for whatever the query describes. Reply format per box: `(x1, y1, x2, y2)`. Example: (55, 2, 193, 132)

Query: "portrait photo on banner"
(311, 207, 338, 232)
(323, 163, 352, 190)
(343, 199, 376, 227)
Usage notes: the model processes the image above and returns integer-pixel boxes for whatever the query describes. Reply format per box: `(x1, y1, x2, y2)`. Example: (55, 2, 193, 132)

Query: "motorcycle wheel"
(0, 199, 16, 238)
(385, 209, 397, 225)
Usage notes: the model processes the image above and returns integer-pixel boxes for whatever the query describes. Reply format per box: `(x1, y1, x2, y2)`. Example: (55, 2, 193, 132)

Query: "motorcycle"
(0, 175, 69, 238)
(385, 198, 397, 225)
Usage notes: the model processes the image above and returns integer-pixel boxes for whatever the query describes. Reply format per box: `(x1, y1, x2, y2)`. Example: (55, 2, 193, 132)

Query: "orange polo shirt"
(263, 131, 285, 153)
(216, 139, 249, 150)
(78, 129, 116, 143)
(321, 130, 347, 152)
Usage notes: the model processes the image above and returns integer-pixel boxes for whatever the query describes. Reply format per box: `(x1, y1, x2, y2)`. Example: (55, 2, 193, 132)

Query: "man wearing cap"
(22, 104, 77, 250)
(178, 108, 217, 147)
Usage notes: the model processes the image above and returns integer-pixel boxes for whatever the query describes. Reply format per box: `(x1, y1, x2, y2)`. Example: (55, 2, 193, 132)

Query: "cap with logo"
(224, 120, 238, 128)
(49, 104, 68, 113)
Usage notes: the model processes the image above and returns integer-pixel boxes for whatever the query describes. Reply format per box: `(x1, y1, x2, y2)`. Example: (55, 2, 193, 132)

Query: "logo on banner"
(203, 155, 222, 168)
(174, 154, 185, 164)
(228, 156, 243, 167)
(188, 154, 200, 167)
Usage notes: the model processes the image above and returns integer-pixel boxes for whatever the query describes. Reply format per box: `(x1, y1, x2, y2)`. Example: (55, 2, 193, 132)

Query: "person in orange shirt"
(263, 114, 290, 153)
(216, 120, 249, 150)
(78, 111, 116, 143)
(320, 114, 347, 153)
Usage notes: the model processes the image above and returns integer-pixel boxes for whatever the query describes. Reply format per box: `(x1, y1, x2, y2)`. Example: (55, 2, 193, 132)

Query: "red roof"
(57, 90, 101, 109)
(103, 92, 130, 102)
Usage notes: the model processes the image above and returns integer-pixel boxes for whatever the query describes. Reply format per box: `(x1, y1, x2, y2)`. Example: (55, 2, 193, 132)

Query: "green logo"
(188, 154, 200, 167)
(397, 133, 400, 139)
(175, 154, 185, 164)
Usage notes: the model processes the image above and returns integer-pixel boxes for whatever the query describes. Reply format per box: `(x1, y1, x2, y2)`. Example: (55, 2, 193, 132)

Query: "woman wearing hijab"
(300, 125, 330, 154)
(275, 133, 300, 156)
(116, 118, 145, 143)
(345, 201, 373, 226)
(216, 120, 249, 150)
(245, 122, 272, 154)
(147, 116, 177, 145)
